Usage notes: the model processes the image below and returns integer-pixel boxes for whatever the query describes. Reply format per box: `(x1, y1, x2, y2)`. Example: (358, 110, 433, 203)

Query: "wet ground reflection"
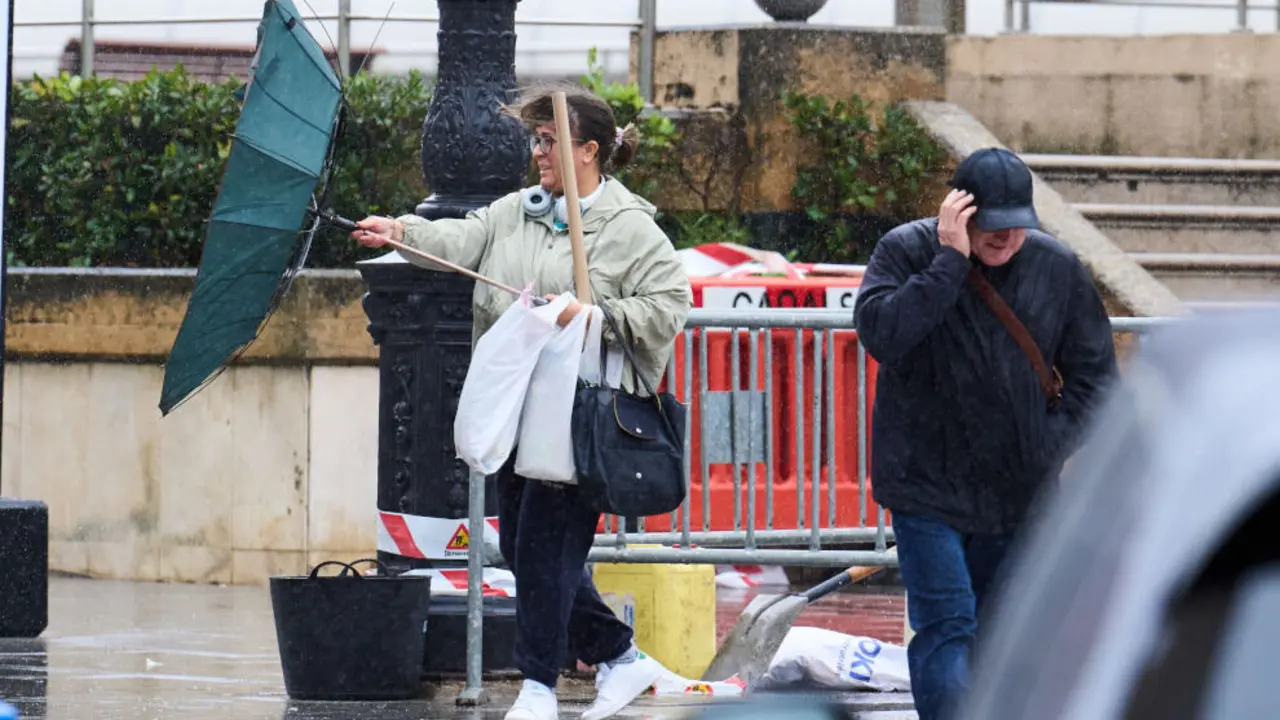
(0, 577, 913, 719)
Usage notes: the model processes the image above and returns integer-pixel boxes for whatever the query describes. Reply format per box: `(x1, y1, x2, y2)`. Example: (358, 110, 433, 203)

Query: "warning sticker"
(445, 524, 470, 552)
(376, 511, 501, 560)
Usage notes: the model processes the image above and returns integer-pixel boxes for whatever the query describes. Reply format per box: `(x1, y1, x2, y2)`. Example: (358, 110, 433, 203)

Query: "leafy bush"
(578, 47, 680, 202)
(6, 70, 240, 267)
(782, 89, 946, 262)
(4, 66, 432, 268)
(2, 57, 945, 270)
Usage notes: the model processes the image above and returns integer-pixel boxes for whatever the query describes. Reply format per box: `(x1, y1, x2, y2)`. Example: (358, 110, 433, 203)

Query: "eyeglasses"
(529, 135, 587, 155)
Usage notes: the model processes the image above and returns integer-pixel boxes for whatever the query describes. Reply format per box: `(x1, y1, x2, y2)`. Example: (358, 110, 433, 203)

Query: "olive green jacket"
(396, 177, 692, 394)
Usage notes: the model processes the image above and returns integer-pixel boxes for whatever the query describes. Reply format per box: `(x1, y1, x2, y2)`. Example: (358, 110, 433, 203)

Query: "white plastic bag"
(514, 304, 624, 482)
(755, 626, 911, 692)
(513, 300, 594, 482)
(454, 289, 572, 475)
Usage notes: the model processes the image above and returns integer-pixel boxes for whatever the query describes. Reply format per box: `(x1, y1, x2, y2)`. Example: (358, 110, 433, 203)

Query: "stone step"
(1073, 203, 1280, 254)
(1024, 153, 1280, 206)
(1130, 252, 1280, 303)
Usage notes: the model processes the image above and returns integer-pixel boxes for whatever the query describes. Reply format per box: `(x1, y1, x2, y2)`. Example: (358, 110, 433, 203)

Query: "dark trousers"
(892, 511, 1018, 720)
(497, 459, 634, 688)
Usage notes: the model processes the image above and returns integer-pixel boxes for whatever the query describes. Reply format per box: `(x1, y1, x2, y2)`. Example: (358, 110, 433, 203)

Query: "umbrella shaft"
(314, 208, 547, 306)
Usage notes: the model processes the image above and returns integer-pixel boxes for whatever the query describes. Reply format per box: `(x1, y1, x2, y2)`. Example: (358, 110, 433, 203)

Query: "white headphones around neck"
(522, 187, 552, 217)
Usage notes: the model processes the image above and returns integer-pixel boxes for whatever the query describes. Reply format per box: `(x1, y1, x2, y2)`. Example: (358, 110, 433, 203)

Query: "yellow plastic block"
(592, 546, 717, 679)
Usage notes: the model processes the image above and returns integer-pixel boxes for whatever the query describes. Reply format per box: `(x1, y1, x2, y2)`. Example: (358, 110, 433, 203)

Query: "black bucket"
(269, 559, 431, 701)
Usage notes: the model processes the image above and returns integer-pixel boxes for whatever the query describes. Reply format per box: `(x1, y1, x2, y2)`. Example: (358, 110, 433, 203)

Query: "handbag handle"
(596, 304, 657, 398)
(596, 304, 681, 440)
(967, 265, 1063, 405)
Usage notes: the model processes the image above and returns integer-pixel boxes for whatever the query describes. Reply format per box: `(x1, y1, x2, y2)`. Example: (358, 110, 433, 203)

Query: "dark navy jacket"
(853, 218, 1118, 534)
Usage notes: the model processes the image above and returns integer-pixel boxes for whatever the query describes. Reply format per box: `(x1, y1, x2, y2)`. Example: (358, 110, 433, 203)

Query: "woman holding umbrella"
(351, 87, 693, 720)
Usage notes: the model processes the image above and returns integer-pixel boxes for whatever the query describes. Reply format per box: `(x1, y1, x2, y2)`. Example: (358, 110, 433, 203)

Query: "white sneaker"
(505, 679, 558, 720)
(581, 651, 664, 720)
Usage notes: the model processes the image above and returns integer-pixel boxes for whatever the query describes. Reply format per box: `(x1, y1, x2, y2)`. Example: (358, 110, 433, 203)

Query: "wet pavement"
(0, 576, 915, 719)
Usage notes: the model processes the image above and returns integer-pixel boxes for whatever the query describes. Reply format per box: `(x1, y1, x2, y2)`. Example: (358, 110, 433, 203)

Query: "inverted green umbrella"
(157, 0, 341, 415)
(158, 0, 526, 416)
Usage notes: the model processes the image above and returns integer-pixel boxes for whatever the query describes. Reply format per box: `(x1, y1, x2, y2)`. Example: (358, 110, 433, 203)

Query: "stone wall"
(947, 34, 1280, 159)
(2, 269, 380, 585)
(630, 24, 949, 218)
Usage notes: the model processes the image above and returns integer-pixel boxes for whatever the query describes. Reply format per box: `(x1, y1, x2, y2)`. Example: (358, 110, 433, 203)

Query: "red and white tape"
(714, 564, 791, 589)
(377, 510, 500, 561)
(678, 242, 803, 279)
(397, 567, 517, 598)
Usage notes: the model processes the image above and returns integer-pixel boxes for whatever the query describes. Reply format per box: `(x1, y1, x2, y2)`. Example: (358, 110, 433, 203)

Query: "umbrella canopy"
(158, 0, 342, 415)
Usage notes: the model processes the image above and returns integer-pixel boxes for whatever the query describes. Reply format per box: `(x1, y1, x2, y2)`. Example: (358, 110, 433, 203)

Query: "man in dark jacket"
(853, 148, 1118, 720)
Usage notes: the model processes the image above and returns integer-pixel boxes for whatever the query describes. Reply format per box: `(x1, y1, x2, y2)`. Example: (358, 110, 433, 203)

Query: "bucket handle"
(306, 557, 391, 579)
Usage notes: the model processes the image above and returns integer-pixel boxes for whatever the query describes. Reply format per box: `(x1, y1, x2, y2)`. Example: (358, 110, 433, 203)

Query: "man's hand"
(938, 189, 976, 258)
(352, 216, 403, 249)
(545, 294, 586, 327)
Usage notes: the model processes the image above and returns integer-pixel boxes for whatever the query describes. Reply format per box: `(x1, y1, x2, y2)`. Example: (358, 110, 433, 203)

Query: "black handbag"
(571, 305, 688, 517)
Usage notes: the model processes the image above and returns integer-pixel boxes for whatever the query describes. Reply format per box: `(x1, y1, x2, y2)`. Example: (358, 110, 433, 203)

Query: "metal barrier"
(15, 0, 658, 101)
(1004, 0, 1280, 33)
(454, 309, 1178, 702)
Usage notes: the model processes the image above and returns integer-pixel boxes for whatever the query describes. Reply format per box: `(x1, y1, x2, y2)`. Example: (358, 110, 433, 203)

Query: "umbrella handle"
(312, 208, 549, 307)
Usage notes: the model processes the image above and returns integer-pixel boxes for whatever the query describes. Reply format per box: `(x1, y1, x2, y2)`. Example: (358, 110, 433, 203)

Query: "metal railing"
(454, 308, 1178, 702)
(15, 0, 659, 101)
(1004, 0, 1280, 33)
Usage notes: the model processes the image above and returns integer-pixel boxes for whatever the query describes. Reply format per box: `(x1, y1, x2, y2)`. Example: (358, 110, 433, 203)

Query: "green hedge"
(4, 59, 944, 269)
(5, 67, 432, 268)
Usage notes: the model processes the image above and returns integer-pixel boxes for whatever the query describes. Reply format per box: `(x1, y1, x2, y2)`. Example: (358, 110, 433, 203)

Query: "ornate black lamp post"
(356, 4, 528, 690)
(357, 0, 529, 577)
(417, 0, 530, 220)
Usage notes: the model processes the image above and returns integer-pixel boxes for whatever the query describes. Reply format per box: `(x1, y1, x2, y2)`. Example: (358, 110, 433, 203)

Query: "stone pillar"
(896, 0, 965, 33)
(358, 0, 529, 575)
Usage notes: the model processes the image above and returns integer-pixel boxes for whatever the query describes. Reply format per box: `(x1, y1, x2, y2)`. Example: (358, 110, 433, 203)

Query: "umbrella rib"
(210, 203, 311, 230)
(231, 126, 327, 180)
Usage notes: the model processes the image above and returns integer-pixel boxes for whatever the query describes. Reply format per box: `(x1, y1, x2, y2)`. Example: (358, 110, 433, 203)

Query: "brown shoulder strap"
(967, 265, 1063, 404)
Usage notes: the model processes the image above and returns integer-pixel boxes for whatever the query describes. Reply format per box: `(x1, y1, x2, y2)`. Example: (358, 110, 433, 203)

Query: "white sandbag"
(513, 301, 594, 482)
(454, 289, 572, 475)
(756, 626, 911, 692)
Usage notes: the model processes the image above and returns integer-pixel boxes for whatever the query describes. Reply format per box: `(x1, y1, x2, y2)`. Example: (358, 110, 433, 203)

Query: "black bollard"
(0, 500, 47, 639)
(357, 0, 530, 678)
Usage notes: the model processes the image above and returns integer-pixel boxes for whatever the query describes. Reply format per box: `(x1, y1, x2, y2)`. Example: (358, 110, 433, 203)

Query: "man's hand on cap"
(939, 189, 976, 258)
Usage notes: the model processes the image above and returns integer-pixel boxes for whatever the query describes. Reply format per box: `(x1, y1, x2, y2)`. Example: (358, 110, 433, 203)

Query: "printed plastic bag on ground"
(454, 289, 572, 475)
(650, 669, 747, 698)
(514, 299, 594, 483)
(755, 626, 911, 692)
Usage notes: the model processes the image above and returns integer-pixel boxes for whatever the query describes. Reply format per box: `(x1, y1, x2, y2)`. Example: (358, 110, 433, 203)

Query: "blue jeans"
(892, 512, 1017, 720)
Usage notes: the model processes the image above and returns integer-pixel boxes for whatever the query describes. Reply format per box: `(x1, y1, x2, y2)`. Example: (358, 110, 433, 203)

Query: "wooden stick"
(551, 91, 592, 305)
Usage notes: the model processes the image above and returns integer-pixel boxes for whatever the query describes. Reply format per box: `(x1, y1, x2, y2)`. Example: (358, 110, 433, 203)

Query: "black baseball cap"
(949, 147, 1039, 232)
